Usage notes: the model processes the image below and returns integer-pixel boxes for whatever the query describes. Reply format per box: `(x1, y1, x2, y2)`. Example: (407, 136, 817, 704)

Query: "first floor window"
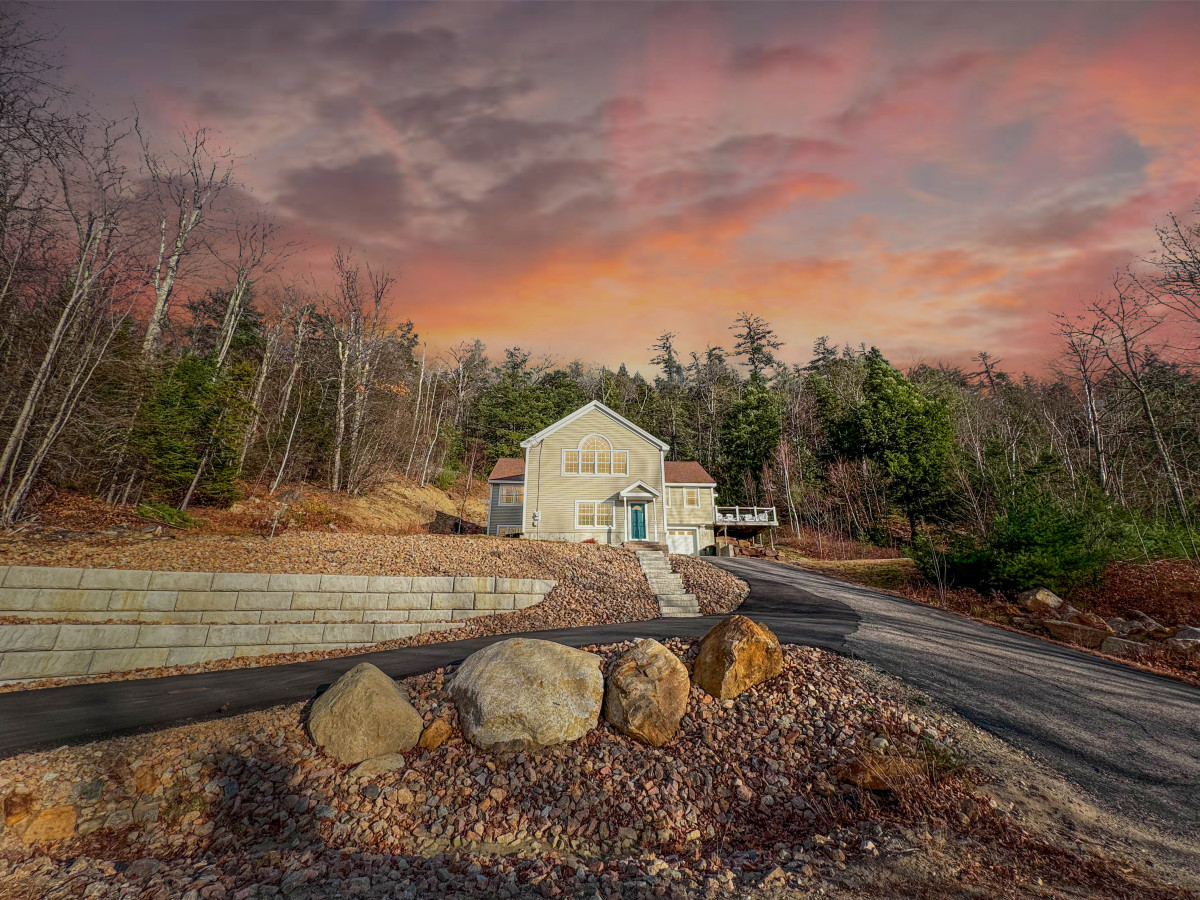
(496, 525, 520, 537)
(499, 485, 523, 505)
(577, 501, 614, 527)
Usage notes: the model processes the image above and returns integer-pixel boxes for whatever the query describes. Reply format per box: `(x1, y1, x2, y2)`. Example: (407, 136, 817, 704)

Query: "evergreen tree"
(721, 380, 783, 504)
(829, 349, 955, 538)
(730, 312, 784, 383)
(471, 349, 586, 459)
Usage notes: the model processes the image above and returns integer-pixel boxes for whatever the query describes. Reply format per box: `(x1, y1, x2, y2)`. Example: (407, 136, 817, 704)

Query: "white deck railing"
(714, 506, 778, 526)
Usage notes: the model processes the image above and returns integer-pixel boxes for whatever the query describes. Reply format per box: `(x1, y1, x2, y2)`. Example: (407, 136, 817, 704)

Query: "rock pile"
(1014, 586, 1200, 659)
(0, 637, 980, 900)
(305, 617, 784, 766)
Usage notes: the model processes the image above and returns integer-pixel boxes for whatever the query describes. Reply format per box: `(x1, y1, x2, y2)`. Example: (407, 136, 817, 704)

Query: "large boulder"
(1100, 635, 1149, 659)
(692, 616, 783, 700)
(603, 639, 690, 746)
(1062, 607, 1112, 632)
(1016, 588, 1063, 614)
(448, 638, 603, 752)
(308, 663, 424, 765)
(1043, 620, 1108, 649)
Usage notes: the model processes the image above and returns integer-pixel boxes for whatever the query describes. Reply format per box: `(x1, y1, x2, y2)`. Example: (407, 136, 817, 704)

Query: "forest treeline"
(1, 9, 1198, 592)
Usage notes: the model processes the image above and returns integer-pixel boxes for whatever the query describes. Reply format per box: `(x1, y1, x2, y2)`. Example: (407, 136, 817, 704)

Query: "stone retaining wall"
(0, 566, 554, 682)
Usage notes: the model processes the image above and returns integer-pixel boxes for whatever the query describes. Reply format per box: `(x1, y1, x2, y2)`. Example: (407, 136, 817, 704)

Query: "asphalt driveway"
(713, 557, 1200, 841)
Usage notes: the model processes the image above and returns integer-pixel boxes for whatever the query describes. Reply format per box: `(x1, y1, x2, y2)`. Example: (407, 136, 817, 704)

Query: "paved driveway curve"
(715, 558, 1200, 841)
(1, 557, 1196, 842)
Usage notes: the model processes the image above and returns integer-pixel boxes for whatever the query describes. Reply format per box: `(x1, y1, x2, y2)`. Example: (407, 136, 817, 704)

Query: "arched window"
(563, 434, 627, 475)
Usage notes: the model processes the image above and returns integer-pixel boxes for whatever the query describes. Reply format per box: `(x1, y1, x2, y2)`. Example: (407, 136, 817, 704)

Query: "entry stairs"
(635, 550, 700, 618)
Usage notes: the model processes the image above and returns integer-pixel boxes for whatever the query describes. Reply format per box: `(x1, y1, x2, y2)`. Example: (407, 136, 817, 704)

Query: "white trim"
(561, 447, 629, 477)
(626, 500, 649, 540)
(574, 500, 616, 529)
(520, 400, 669, 451)
(520, 447, 530, 539)
(618, 480, 660, 498)
(664, 482, 715, 487)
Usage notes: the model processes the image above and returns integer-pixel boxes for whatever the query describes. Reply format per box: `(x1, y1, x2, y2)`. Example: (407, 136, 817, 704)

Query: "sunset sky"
(45, 1, 1200, 375)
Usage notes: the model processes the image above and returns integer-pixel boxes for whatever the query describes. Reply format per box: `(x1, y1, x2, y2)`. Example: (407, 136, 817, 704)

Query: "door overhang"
(618, 480, 660, 501)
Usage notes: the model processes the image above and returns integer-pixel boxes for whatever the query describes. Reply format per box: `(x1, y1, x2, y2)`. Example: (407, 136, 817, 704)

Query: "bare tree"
(138, 121, 235, 355)
(0, 115, 140, 525)
(1053, 313, 1112, 493)
(1087, 275, 1189, 521)
(322, 249, 399, 493)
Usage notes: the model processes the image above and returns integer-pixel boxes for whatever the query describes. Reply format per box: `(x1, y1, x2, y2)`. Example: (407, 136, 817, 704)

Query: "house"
(484, 400, 719, 555)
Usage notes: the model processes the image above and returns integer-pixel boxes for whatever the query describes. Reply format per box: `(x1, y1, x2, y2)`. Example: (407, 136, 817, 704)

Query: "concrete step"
(647, 581, 685, 592)
(661, 608, 700, 617)
(656, 593, 697, 607)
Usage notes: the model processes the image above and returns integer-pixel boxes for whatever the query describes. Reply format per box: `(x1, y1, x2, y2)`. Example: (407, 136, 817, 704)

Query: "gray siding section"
(487, 482, 523, 535)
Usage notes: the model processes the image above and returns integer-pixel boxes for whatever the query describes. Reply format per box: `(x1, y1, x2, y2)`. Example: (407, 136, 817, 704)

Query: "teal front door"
(631, 504, 646, 540)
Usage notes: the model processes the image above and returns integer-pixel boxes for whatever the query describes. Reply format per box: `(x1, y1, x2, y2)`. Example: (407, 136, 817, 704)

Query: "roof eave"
(519, 400, 669, 451)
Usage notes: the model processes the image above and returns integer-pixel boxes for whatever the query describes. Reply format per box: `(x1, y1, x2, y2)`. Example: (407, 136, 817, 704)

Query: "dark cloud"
(984, 200, 1109, 249)
(278, 154, 406, 230)
(387, 82, 532, 131)
(730, 44, 835, 76)
(707, 134, 846, 168)
(323, 27, 457, 70)
(832, 51, 998, 133)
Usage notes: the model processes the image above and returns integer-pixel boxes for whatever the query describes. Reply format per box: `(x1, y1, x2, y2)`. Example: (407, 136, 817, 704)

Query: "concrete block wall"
(0, 566, 554, 682)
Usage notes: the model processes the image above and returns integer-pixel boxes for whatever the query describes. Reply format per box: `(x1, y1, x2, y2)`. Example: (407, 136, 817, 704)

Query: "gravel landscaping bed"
(1, 641, 1187, 900)
(672, 555, 748, 615)
(0, 533, 649, 577)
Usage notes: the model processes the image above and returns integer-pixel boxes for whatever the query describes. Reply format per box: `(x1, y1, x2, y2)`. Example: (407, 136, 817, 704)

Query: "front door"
(631, 504, 646, 540)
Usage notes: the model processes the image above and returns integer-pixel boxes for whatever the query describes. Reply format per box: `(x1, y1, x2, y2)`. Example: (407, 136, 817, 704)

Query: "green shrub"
(133, 355, 251, 506)
(136, 501, 201, 529)
(934, 492, 1115, 594)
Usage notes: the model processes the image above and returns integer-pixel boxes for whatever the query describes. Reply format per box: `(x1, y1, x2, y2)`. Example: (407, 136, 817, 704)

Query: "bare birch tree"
(138, 121, 235, 355)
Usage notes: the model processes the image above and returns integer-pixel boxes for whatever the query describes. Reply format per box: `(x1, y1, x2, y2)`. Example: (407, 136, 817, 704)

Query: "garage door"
(667, 529, 696, 555)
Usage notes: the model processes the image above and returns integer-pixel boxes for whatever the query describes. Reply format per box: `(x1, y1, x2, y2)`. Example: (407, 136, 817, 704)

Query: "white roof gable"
(520, 400, 669, 451)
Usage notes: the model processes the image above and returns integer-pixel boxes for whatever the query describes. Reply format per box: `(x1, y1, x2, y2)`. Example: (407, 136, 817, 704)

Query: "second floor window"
(564, 435, 628, 476)
(499, 485, 523, 505)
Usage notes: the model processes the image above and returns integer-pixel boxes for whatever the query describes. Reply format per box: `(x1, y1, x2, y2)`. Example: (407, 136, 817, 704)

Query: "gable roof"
(519, 401, 669, 451)
(664, 461, 716, 485)
(487, 458, 526, 482)
(619, 480, 661, 497)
